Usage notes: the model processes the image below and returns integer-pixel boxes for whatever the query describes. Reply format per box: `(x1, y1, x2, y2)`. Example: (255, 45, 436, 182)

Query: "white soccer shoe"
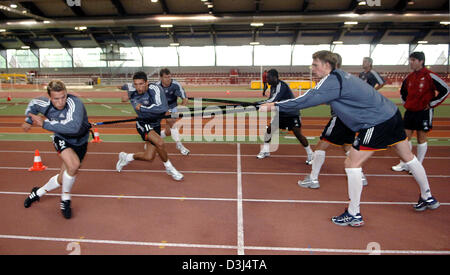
(116, 152, 130, 172)
(176, 144, 190, 156)
(256, 151, 270, 159)
(166, 166, 184, 181)
(392, 162, 409, 172)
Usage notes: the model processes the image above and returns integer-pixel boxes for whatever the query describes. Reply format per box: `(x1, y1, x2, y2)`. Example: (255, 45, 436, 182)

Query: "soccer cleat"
(414, 196, 440, 212)
(392, 162, 409, 172)
(24, 187, 40, 208)
(298, 175, 320, 189)
(331, 209, 364, 227)
(306, 154, 313, 165)
(166, 167, 184, 181)
(176, 144, 190, 156)
(60, 200, 72, 219)
(256, 151, 270, 159)
(116, 152, 130, 172)
(362, 174, 368, 186)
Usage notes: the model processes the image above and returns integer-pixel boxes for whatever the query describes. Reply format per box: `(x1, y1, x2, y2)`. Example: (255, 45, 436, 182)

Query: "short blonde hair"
(47, 80, 66, 96)
(333, 53, 342, 69)
(312, 50, 338, 70)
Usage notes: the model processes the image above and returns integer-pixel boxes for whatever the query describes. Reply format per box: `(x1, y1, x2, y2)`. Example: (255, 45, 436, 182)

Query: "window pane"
(178, 46, 215, 66)
(216, 45, 252, 66)
(7, 49, 38, 68)
(414, 44, 448, 65)
(40, 48, 72, 68)
(73, 48, 106, 67)
(108, 47, 142, 68)
(254, 45, 292, 66)
(333, 44, 370, 65)
(0, 55, 6, 69)
(371, 44, 409, 65)
(292, 44, 330, 65)
(143, 47, 178, 67)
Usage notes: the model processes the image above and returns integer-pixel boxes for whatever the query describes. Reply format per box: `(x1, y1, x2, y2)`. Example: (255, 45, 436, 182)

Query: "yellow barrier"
(251, 80, 315, 90)
(0, 73, 28, 83)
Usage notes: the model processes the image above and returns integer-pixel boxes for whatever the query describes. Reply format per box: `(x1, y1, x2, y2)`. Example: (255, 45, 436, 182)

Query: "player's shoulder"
(30, 96, 51, 106)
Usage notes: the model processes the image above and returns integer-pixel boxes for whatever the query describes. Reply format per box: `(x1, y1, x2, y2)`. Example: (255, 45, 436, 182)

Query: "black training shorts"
(403, 109, 433, 132)
(136, 120, 162, 142)
(352, 110, 407, 151)
(277, 115, 301, 130)
(52, 136, 88, 162)
(320, 116, 356, 146)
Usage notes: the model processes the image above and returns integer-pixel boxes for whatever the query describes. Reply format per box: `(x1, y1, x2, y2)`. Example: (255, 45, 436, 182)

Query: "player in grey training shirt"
(260, 50, 440, 227)
(23, 80, 91, 219)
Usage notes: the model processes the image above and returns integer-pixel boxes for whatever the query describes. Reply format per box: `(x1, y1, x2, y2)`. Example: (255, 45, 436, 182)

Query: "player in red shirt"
(262, 70, 268, 96)
(392, 52, 449, 172)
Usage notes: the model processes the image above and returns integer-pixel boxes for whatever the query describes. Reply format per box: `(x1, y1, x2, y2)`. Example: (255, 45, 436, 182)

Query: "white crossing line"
(0, 166, 449, 178)
(0, 234, 448, 255)
(236, 143, 244, 255)
(101, 104, 112, 109)
(1, 149, 449, 160)
(1, 191, 449, 206)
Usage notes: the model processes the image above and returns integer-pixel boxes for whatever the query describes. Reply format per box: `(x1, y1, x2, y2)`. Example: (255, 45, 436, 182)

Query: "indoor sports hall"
(0, 0, 449, 256)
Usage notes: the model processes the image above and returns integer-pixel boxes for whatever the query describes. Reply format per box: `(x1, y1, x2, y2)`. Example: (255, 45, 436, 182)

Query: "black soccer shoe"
(60, 200, 72, 219)
(24, 187, 40, 208)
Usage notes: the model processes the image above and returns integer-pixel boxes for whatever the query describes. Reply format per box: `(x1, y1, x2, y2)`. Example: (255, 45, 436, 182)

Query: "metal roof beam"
(110, 0, 127, 16)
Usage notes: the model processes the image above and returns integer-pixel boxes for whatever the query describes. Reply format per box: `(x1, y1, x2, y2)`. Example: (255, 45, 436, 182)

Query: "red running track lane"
(0, 141, 449, 255)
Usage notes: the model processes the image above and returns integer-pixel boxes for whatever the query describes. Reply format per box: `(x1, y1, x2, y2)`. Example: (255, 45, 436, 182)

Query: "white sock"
(407, 156, 432, 200)
(164, 160, 173, 169)
(345, 168, 363, 216)
(126, 153, 134, 162)
(37, 174, 60, 197)
(61, 170, 75, 201)
(304, 145, 313, 156)
(310, 150, 326, 180)
(170, 128, 180, 143)
(160, 130, 166, 139)
(262, 143, 270, 153)
(416, 142, 428, 163)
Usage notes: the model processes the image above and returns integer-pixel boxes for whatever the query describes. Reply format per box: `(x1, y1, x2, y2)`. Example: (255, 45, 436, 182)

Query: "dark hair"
(47, 80, 66, 96)
(133, 71, 148, 81)
(409, 51, 425, 66)
(363, 57, 373, 67)
(267, 69, 278, 79)
(159, 68, 171, 77)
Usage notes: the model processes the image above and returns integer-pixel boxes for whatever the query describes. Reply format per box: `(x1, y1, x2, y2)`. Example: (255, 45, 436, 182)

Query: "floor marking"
(0, 166, 449, 178)
(101, 104, 112, 109)
(1, 150, 450, 160)
(0, 234, 448, 254)
(1, 191, 449, 206)
(236, 143, 244, 255)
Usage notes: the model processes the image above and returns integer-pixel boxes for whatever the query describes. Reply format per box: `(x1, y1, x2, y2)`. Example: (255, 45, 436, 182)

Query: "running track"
(0, 141, 449, 255)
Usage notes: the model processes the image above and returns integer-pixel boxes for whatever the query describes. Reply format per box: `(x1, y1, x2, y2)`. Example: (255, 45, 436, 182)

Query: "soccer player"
(359, 57, 386, 90)
(262, 70, 268, 97)
(115, 71, 183, 181)
(261, 50, 440, 227)
(391, 52, 449, 172)
(23, 80, 91, 219)
(298, 53, 368, 189)
(256, 69, 313, 164)
(156, 68, 190, 155)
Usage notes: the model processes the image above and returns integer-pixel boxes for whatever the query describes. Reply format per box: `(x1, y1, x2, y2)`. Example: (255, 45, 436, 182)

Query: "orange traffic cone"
(29, 149, 47, 171)
(91, 128, 103, 143)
